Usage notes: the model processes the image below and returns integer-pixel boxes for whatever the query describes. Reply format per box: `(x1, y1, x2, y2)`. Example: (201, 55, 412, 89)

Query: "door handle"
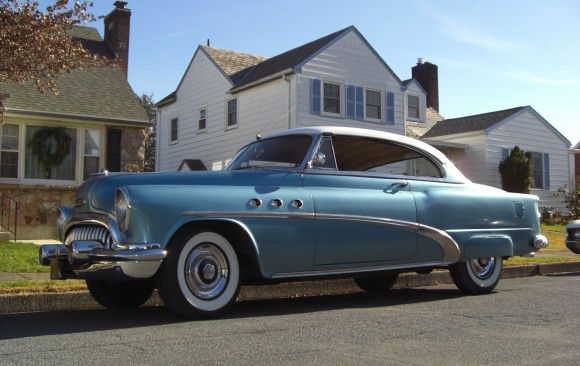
(385, 182, 408, 194)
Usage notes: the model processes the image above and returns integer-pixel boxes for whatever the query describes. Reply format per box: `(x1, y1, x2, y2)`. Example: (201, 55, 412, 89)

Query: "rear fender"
(461, 235, 514, 261)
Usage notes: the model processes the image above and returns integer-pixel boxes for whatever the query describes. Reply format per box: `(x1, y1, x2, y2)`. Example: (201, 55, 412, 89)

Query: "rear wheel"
(86, 280, 155, 308)
(449, 257, 503, 294)
(354, 274, 399, 292)
(156, 230, 240, 320)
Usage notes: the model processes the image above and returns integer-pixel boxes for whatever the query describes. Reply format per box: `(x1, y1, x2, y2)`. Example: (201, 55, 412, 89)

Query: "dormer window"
(408, 95, 420, 119)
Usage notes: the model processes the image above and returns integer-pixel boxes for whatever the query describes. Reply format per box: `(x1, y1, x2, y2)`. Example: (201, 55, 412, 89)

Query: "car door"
(303, 135, 441, 267)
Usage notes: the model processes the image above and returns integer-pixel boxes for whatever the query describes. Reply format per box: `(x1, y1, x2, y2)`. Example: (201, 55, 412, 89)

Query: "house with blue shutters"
(156, 26, 420, 171)
(156, 25, 572, 212)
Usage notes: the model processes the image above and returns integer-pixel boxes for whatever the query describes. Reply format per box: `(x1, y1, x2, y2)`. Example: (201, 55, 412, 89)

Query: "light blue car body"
(44, 126, 544, 283)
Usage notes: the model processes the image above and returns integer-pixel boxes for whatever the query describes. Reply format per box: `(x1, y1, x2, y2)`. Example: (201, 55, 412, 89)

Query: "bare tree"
(0, 0, 114, 117)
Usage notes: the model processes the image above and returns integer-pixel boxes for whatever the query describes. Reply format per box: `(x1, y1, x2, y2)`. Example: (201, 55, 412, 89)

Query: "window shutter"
(543, 153, 550, 190)
(355, 86, 363, 120)
(386, 92, 395, 125)
(346, 85, 355, 119)
(311, 79, 321, 115)
(501, 148, 509, 160)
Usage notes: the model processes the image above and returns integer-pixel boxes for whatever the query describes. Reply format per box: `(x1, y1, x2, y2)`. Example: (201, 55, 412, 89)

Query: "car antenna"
(256, 107, 295, 140)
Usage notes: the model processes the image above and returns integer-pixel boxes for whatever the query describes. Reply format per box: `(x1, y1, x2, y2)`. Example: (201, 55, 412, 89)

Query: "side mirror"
(312, 151, 327, 167)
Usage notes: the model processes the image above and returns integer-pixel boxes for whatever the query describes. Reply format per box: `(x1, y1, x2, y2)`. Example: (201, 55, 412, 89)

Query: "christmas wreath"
(30, 127, 72, 170)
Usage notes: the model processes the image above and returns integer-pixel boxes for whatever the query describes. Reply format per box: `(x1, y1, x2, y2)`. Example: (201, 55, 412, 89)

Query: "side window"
(0, 124, 19, 178)
(226, 98, 238, 129)
(330, 136, 442, 178)
(197, 105, 207, 132)
(170, 117, 178, 143)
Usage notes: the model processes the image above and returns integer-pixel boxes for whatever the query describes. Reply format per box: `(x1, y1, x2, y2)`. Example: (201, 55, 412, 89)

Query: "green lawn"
(0, 242, 49, 273)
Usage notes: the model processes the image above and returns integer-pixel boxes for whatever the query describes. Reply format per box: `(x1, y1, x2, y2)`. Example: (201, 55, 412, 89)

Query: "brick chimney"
(104, 1, 131, 78)
(412, 58, 439, 112)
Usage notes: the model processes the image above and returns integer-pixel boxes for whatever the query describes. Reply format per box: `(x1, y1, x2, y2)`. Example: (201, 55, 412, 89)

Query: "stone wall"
(0, 185, 76, 240)
(120, 126, 147, 172)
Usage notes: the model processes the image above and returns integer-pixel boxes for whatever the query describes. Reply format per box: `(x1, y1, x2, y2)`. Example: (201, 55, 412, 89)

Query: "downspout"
(155, 108, 160, 171)
(283, 74, 291, 129)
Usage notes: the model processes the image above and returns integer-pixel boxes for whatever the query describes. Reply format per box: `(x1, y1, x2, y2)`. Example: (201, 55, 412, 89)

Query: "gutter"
(6, 108, 152, 126)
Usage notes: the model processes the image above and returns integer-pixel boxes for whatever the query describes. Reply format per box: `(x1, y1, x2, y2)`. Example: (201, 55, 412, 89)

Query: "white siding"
(296, 31, 406, 135)
(487, 109, 571, 211)
(430, 132, 487, 182)
(157, 51, 295, 171)
(428, 108, 571, 212)
(157, 29, 410, 172)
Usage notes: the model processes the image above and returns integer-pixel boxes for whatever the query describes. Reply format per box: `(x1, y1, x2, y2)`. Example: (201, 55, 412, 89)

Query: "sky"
(56, 0, 580, 144)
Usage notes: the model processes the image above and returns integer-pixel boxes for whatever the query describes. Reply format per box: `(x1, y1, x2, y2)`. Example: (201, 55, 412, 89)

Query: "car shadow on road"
(0, 286, 467, 340)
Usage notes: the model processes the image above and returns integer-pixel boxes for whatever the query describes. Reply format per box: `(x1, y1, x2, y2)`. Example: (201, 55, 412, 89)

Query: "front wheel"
(86, 280, 155, 308)
(156, 230, 241, 320)
(449, 257, 503, 294)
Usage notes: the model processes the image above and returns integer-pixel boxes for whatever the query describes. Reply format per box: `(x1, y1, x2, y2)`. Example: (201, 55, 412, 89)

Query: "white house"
(156, 26, 572, 212)
(156, 26, 421, 171)
(422, 106, 572, 211)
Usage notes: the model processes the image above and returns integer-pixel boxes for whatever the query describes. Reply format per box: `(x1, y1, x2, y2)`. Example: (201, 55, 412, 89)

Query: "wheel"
(354, 274, 399, 292)
(156, 230, 241, 320)
(86, 280, 155, 308)
(449, 256, 503, 294)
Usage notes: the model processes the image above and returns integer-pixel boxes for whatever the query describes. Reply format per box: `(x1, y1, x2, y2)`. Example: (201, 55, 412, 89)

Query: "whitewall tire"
(157, 230, 240, 319)
(449, 257, 503, 294)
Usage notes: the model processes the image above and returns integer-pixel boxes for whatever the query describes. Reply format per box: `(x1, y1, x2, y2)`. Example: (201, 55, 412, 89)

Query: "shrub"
(498, 146, 531, 194)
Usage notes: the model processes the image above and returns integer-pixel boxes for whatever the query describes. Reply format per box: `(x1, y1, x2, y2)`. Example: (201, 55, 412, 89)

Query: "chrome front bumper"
(39, 241, 166, 281)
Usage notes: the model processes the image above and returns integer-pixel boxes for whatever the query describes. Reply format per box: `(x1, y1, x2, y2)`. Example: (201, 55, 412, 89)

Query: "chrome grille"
(66, 226, 115, 249)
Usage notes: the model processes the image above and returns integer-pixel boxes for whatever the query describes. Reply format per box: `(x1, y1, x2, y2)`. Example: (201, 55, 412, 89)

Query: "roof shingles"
(422, 106, 526, 138)
(1, 25, 148, 123)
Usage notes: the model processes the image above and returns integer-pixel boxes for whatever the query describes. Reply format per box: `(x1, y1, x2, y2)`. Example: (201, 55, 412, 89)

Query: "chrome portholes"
(248, 198, 262, 208)
(468, 257, 496, 280)
(184, 244, 230, 300)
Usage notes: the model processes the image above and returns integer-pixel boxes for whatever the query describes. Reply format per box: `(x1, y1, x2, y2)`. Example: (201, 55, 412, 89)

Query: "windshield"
(227, 135, 313, 170)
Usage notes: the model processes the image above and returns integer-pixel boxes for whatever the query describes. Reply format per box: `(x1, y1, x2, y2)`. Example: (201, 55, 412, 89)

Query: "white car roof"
(263, 126, 450, 163)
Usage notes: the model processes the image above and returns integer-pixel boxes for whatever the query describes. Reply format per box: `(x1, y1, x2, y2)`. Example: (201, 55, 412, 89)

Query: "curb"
(1, 262, 579, 315)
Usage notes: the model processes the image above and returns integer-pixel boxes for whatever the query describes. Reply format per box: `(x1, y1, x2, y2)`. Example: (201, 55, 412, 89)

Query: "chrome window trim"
(185, 211, 460, 263)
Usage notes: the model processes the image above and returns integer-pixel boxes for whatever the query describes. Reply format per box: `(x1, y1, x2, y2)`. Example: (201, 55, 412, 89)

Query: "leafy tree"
(139, 94, 157, 172)
(0, 0, 114, 117)
(498, 146, 532, 194)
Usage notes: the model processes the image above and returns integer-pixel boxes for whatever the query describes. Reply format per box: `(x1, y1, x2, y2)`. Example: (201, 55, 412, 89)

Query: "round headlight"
(115, 188, 131, 233)
(573, 230, 580, 240)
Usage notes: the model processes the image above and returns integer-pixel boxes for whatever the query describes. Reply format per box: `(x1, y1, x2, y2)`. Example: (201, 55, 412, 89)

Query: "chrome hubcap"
(468, 257, 496, 279)
(184, 244, 229, 300)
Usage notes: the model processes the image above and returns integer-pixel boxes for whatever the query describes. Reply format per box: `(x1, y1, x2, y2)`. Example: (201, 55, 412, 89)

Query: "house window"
(408, 95, 420, 119)
(24, 125, 76, 180)
(198, 106, 207, 132)
(530, 151, 544, 189)
(0, 124, 19, 178)
(365, 89, 382, 120)
(170, 117, 178, 142)
(323, 81, 341, 115)
(226, 98, 238, 128)
(83, 129, 101, 180)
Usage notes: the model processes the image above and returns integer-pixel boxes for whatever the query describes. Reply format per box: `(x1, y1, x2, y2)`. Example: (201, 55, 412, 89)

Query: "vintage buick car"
(39, 126, 548, 319)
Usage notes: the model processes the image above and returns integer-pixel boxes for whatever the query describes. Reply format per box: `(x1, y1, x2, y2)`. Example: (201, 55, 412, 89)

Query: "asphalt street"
(1, 274, 578, 365)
